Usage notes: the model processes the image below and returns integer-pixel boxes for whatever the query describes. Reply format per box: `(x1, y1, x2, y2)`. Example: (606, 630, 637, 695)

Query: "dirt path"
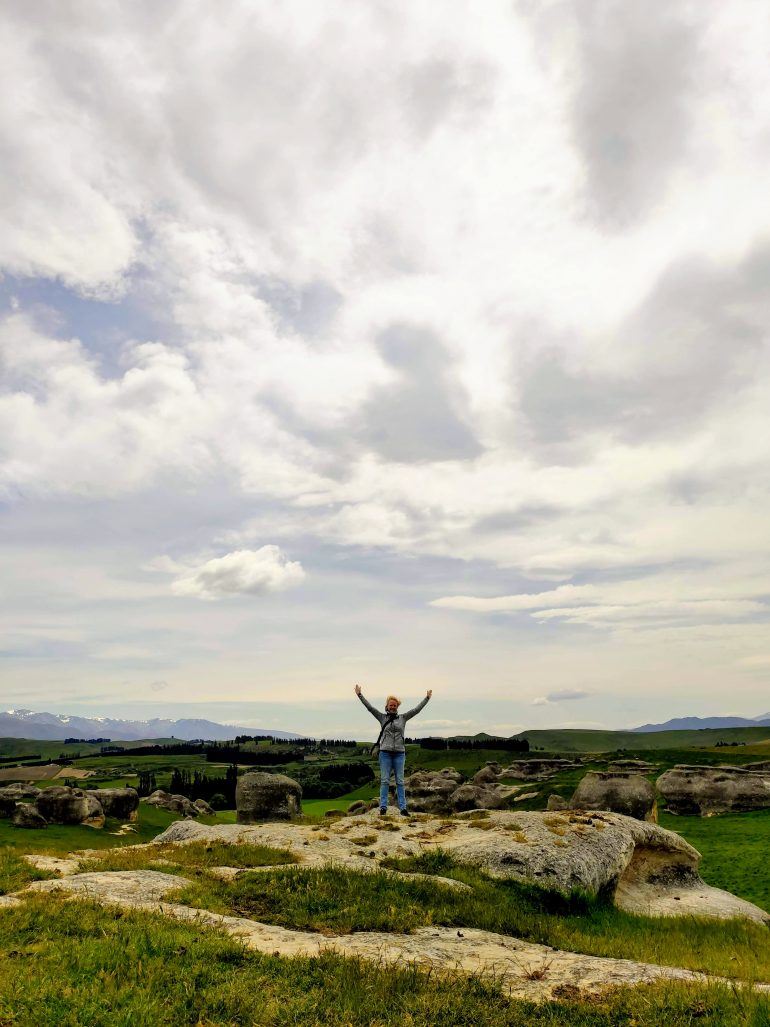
(16, 870, 770, 1003)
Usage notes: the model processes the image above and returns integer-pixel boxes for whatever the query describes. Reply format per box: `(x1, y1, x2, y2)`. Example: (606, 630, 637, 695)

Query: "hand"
(426, 689, 433, 698)
(354, 684, 362, 696)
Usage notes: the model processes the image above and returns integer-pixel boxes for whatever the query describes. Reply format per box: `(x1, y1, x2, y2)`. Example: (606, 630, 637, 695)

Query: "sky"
(1, 1, 769, 738)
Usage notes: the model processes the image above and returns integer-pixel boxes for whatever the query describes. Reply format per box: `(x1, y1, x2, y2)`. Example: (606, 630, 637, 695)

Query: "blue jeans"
(379, 751, 406, 810)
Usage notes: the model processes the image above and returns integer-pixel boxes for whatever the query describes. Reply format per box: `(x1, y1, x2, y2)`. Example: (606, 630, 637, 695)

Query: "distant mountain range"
(0, 709, 303, 742)
(632, 714, 770, 733)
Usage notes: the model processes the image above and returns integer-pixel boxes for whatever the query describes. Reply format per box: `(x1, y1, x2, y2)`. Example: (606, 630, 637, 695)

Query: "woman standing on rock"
(355, 684, 432, 816)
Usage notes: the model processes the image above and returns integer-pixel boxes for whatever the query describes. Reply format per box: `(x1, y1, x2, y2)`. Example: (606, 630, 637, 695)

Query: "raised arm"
(403, 690, 432, 721)
(354, 684, 385, 724)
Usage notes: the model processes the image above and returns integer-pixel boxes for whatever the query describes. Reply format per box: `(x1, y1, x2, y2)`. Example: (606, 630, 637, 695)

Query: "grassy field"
(660, 809, 770, 913)
(517, 726, 770, 752)
(1, 895, 767, 1026)
(0, 804, 200, 855)
(0, 737, 180, 760)
(170, 855, 770, 983)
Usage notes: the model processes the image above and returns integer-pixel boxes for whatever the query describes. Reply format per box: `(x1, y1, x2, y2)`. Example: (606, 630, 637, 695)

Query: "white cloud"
(430, 585, 597, 612)
(1, 4, 770, 715)
(531, 689, 590, 706)
(170, 546, 305, 600)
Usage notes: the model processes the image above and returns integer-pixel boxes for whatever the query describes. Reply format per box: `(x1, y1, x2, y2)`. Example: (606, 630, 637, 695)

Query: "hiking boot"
(400, 808, 411, 817)
(379, 807, 387, 816)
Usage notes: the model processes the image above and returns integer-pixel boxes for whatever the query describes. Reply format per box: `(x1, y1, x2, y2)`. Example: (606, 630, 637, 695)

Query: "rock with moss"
(12, 803, 47, 828)
(236, 772, 302, 823)
(501, 759, 581, 781)
(143, 790, 199, 817)
(472, 763, 502, 785)
(449, 782, 511, 811)
(570, 772, 656, 822)
(0, 792, 17, 818)
(0, 783, 41, 801)
(402, 768, 464, 813)
(35, 786, 105, 827)
(547, 793, 569, 811)
(93, 788, 140, 821)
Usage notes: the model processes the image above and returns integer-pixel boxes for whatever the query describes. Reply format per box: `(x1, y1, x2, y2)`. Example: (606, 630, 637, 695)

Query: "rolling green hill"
(514, 726, 770, 752)
(0, 737, 180, 760)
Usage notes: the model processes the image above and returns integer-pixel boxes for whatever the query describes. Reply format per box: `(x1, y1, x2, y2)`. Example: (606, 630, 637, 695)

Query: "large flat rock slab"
(152, 809, 769, 923)
(27, 870, 189, 903)
(14, 868, 768, 1003)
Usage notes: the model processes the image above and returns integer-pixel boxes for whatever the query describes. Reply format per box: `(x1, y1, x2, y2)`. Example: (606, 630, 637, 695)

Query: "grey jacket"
(358, 692, 430, 752)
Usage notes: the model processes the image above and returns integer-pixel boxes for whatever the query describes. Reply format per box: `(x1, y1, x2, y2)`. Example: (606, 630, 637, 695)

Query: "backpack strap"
(371, 713, 397, 756)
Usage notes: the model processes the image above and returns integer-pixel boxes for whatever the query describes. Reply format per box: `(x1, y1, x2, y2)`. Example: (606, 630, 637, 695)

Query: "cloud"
(545, 689, 590, 702)
(170, 546, 305, 600)
(532, 689, 590, 706)
(571, 1, 701, 227)
(430, 585, 596, 612)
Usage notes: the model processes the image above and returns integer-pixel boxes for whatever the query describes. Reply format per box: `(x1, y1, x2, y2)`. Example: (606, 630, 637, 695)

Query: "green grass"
(0, 804, 210, 855)
(301, 781, 378, 818)
(0, 896, 769, 1026)
(518, 727, 770, 752)
(173, 856, 770, 982)
(0, 848, 52, 894)
(660, 810, 770, 913)
(79, 839, 299, 874)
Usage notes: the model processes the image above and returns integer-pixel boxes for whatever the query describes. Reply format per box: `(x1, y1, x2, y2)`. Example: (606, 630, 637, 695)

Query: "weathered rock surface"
(657, 765, 770, 816)
(472, 763, 502, 785)
(143, 790, 198, 817)
(0, 783, 41, 800)
(401, 768, 463, 813)
(547, 794, 569, 811)
(12, 804, 47, 828)
(403, 769, 517, 813)
(448, 782, 513, 811)
(502, 759, 580, 781)
(607, 760, 657, 774)
(23, 868, 770, 1003)
(35, 786, 105, 827)
(94, 788, 139, 821)
(236, 772, 302, 822)
(152, 808, 768, 923)
(193, 798, 215, 816)
(570, 772, 656, 822)
(0, 792, 17, 818)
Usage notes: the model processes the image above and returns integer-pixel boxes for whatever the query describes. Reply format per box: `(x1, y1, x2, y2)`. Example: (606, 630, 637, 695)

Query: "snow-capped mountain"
(0, 709, 302, 741)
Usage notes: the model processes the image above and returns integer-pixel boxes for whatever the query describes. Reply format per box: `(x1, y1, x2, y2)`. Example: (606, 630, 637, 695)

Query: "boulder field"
(153, 808, 767, 923)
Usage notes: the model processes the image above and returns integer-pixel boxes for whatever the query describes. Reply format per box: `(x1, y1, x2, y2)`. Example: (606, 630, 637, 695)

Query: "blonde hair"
(385, 695, 401, 707)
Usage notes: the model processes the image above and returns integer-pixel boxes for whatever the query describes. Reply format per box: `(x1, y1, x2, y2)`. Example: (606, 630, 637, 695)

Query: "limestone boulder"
(94, 788, 139, 821)
(547, 794, 569, 811)
(143, 790, 198, 817)
(570, 772, 656, 822)
(472, 763, 502, 785)
(236, 772, 302, 823)
(657, 764, 770, 816)
(402, 768, 464, 813)
(448, 782, 512, 811)
(0, 793, 17, 818)
(193, 798, 215, 816)
(501, 759, 580, 781)
(607, 760, 657, 775)
(0, 783, 41, 800)
(12, 804, 47, 829)
(153, 808, 769, 924)
(35, 786, 105, 827)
